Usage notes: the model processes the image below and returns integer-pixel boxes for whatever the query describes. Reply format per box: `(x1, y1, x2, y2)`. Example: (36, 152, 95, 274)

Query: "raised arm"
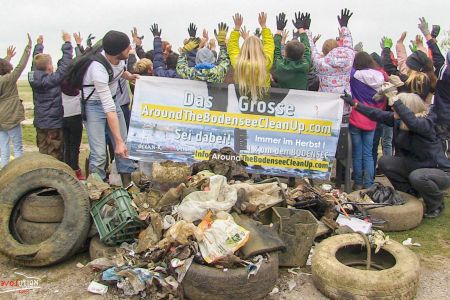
(10, 34, 32, 81)
(274, 13, 287, 60)
(228, 13, 243, 68)
(31, 35, 44, 71)
(418, 17, 446, 75)
(337, 8, 353, 49)
(396, 32, 409, 75)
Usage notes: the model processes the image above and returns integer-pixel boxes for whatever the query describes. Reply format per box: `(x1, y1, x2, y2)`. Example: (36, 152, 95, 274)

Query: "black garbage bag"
(363, 183, 405, 205)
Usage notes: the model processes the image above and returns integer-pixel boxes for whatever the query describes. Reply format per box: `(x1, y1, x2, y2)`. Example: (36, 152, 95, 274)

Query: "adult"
(82, 30, 138, 186)
(0, 35, 32, 168)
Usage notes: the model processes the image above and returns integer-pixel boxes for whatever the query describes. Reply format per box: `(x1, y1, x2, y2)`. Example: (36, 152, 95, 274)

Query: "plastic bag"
(177, 175, 237, 222)
(198, 212, 250, 263)
(363, 183, 405, 205)
(108, 160, 122, 187)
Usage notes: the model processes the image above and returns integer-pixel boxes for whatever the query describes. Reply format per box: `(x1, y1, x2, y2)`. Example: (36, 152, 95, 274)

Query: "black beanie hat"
(406, 51, 433, 72)
(102, 30, 130, 56)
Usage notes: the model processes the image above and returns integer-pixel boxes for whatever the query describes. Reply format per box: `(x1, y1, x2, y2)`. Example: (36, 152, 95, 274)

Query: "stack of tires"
(0, 153, 91, 267)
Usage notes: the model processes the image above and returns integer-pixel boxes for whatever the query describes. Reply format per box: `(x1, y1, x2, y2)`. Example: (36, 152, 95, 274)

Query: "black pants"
(63, 115, 83, 170)
(378, 156, 450, 213)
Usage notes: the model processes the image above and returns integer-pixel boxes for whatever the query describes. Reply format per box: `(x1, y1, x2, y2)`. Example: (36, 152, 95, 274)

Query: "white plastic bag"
(177, 175, 237, 222)
(108, 160, 122, 186)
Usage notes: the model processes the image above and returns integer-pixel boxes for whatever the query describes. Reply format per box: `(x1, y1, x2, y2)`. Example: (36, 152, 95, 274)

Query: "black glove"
(431, 25, 440, 38)
(292, 29, 300, 40)
(86, 34, 95, 48)
(254, 28, 261, 38)
(150, 24, 161, 37)
(340, 91, 355, 107)
(338, 8, 353, 27)
(188, 23, 197, 38)
(276, 12, 287, 31)
(300, 12, 311, 30)
(292, 11, 302, 29)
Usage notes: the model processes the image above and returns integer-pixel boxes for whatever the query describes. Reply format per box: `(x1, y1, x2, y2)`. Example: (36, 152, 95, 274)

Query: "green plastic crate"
(91, 188, 144, 246)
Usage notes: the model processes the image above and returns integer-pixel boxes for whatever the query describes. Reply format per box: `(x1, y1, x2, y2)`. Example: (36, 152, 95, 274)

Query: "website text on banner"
(127, 77, 343, 179)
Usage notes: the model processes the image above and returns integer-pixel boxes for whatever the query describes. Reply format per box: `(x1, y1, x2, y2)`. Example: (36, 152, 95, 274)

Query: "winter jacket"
(176, 46, 229, 83)
(272, 32, 311, 90)
(307, 27, 354, 94)
(153, 37, 180, 78)
(349, 68, 385, 131)
(28, 42, 73, 129)
(228, 27, 275, 87)
(356, 99, 450, 172)
(428, 40, 450, 125)
(0, 45, 31, 131)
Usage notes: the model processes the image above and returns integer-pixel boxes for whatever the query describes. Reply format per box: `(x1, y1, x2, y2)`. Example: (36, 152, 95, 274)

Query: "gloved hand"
(388, 75, 404, 87)
(292, 11, 303, 29)
(418, 17, 430, 36)
(354, 42, 363, 52)
(431, 25, 440, 39)
(214, 22, 229, 47)
(409, 41, 417, 53)
(150, 24, 161, 37)
(381, 36, 393, 49)
(338, 8, 353, 27)
(254, 28, 261, 38)
(373, 82, 400, 103)
(387, 90, 399, 106)
(183, 37, 200, 52)
(188, 23, 197, 38)
(276, 12, 287, 31)
(292, 29, 300, 40)
(340, 91, 355, 107)
(300, 12, 311, 30)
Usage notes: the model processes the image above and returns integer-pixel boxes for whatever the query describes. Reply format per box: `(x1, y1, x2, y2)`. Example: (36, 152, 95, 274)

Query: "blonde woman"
(342, 92, 450, 218)
(228, 12, 274, 101)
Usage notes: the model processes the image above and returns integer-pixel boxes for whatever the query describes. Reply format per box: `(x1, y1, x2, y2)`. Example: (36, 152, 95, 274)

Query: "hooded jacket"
(428, 39, 450, 125)
(28, 42, 73, 129)
(307, 27, 355, 94)
(227, 27, 275, 87)
(356, 99, 450, 172)
(349, 68, 385, 130)
(0, 45, 31, 131)
(153, 37, 180, 78)
(272, 32, 311, 90)
(176, 46, 230, 83)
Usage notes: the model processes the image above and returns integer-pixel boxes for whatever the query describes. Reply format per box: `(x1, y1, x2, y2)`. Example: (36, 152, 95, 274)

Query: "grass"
(16, 81, 450, 259)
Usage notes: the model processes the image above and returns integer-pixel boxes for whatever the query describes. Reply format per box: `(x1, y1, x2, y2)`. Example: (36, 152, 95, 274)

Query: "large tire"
(0, 153, 75, 191)
(348, 191, 423, 231)
(312, 234, 420, 300)
(15, 217, 60, 244)
(0, 168, 90, 267)
(182, 253, 279, 300)
(20, 189, 64, 223)
(89, 236, 117, 260)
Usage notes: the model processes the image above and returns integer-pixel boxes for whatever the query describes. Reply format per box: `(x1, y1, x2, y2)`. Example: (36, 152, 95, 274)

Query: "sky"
(1, 0, 449, 76)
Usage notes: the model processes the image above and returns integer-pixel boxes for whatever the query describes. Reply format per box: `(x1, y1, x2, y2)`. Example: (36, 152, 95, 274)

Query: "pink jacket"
(307, 27, 355, 94)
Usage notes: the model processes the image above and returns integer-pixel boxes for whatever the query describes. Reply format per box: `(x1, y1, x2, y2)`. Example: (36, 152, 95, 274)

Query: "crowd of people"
(0, 9, 449, 218)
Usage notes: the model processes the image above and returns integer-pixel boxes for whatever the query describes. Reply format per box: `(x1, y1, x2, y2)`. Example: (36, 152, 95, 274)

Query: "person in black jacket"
(342, 92, 450, 218)
(28, 33, 73, 160)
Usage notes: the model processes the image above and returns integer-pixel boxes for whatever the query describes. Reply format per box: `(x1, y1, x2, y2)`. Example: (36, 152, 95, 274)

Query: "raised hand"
(37, 35, 44, 45)
(292, 11, 302, 29)
(62, 31, 71, 43)
(300, 12, 311, 30)
(202, 29, 209, 41)
(418, 17, 430, 36)
(281, 30, 289, 45)
(6, 46, 16, 59)
(27, 33, 32, 47)
(398, 32, 407, 44)
(131, 27, 143, 46)
(86, 34, 95, 48)
(381, 36, 393, 49)
(254, 28, 261, 38)
(276, 12, 287, 31)
(232, 13, 244, 30)
(73, 32, 82, 45)
(338, 8, 353, 27)
(183, 37, 200, 52)
(188, 23, 197, 38)
(150, 24, 161, 37)
(214, 22, 229, 46)
(409, 40, 417, 53)
(240, 26, 250, 40)
(354, 42, 363, 52)
(313, 34, 321, 44)
(292, 29, 300, 40)
(431, 25, 440, 39)
(415, 34, 424, 48)
(258, 12, 267, 28)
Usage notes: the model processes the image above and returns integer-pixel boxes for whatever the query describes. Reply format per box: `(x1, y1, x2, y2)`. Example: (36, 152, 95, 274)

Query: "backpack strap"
(92, 53, 114, 83)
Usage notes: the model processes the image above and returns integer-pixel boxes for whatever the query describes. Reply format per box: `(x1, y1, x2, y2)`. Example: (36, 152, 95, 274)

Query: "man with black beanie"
(82, 30, 138, 186)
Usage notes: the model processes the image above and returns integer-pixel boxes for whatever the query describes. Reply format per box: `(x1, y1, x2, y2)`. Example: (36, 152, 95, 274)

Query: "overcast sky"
(1, 0, 449, 76)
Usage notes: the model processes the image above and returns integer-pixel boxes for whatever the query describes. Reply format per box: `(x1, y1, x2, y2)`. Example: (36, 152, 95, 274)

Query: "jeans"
(63, 115, 83, 170)
(350, 125, 375, 188)
(0, 125, 23, 168)
(378, 156, 450, 213)
(373, 123, 393, 170)
(84, 100, 135, 179)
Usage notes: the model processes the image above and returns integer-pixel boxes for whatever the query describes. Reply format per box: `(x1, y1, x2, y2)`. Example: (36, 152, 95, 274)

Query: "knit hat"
(406, 51, 433, 72)
(195, 48, 216, 65)
(102, 30, 130, 56)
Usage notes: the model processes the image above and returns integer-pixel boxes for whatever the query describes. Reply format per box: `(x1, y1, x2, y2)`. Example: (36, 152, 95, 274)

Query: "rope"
(357, 232, 372, 270)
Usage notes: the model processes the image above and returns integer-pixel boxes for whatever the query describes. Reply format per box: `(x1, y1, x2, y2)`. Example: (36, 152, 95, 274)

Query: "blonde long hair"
(397, 93, 428, 131)
(234, 36, 268, 101)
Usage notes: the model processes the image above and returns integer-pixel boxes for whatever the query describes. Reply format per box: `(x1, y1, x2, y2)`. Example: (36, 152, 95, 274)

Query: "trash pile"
(83, 148, 416, 298)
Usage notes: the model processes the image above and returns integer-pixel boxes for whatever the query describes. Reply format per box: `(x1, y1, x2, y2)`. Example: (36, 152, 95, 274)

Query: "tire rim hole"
(336, 245, 396, 271)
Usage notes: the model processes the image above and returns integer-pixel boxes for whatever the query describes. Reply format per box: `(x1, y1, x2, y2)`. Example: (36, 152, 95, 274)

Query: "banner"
(128, 77, 343, 179)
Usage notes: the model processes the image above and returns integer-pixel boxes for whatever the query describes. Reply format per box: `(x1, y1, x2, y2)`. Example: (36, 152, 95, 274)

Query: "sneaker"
(352, 184, 363, 191)
(375, 168, 384, 177)
(75, 169, 86, 181)
(424, 208, 443, 219)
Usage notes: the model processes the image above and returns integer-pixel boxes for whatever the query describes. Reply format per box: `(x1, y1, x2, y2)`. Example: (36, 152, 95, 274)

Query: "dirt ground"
(1, 248, 449, 299)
